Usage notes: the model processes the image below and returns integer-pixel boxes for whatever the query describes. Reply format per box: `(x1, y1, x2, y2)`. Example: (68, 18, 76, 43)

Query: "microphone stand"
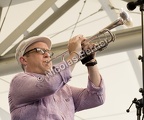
(127, 97, 143, 120)
(126, 0, 144, 120)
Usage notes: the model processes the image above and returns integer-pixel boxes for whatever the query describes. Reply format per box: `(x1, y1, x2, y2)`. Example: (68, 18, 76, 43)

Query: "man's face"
(21, 42, 53, 74)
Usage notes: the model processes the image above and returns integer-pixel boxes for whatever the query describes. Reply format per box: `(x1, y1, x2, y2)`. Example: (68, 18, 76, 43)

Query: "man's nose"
(43, 52, 49, 58)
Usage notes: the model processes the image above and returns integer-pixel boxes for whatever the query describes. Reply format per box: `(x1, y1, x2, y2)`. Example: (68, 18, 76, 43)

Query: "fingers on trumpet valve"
(82, 41, 96, 50)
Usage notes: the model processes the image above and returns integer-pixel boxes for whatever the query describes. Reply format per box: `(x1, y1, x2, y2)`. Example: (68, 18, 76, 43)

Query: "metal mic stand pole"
(138, 4, 144, 120)
(126, 1, 144, 120)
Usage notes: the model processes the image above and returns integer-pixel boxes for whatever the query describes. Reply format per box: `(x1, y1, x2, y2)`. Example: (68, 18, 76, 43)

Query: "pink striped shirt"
(9, 62, 105, 120)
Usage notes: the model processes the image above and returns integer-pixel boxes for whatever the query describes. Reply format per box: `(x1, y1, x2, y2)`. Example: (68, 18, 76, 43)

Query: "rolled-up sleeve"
(70, 77, 105, 112)
(87, 77, 105, 96)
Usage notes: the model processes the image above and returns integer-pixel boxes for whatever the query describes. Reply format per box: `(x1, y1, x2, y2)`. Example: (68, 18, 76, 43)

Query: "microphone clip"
(126, 98, 143, 113)
(127, 0, 144, 11)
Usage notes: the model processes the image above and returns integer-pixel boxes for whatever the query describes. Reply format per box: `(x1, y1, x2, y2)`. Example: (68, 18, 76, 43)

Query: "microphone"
(127, 0, 144, 11)
(120, 8, 133, 27)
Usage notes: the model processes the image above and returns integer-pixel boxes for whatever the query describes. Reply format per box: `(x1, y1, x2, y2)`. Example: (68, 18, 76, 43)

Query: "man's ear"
(19, 56, 27, 66)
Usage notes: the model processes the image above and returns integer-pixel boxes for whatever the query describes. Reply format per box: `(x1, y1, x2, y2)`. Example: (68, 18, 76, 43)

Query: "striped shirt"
(9, 62, 105, 120)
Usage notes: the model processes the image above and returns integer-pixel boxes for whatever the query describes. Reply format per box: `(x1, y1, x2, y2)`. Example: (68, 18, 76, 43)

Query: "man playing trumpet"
(8, 34, 105, 120)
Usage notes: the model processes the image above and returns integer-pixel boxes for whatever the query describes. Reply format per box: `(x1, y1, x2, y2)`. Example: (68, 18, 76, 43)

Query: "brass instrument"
(48, 9, 133, 63)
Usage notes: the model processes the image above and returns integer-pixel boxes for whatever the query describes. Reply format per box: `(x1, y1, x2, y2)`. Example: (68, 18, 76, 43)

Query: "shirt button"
(37, 77, 44, 82)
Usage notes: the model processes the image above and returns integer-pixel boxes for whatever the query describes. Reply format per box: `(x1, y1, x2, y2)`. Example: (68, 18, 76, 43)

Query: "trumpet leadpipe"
(48, 9, 133, 64)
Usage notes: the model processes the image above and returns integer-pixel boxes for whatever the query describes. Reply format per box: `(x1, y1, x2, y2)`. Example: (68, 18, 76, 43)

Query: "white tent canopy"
(0, 0, 143, 120)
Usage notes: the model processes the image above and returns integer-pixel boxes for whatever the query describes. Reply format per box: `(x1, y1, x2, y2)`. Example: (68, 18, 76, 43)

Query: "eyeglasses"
(23, 48, 54, 57)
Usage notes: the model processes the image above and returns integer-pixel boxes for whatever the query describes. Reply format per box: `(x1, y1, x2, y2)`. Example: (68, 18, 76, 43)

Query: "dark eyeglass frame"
(23, 48, 54, 57)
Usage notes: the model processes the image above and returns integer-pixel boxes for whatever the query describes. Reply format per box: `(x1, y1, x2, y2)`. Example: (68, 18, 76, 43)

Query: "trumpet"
(48, 9, 133, 64)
